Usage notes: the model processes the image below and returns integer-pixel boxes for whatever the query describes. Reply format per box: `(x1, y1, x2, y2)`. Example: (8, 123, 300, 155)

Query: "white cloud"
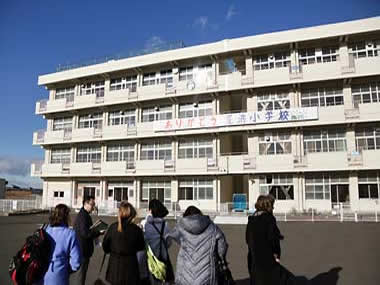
(145, 36, 166, 50)
(193, 16, 209, 30)
(0, 156, 43, 188)
(226, 4, 237, 21)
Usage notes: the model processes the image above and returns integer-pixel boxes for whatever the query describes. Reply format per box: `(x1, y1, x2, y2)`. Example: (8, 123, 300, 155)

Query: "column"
(172, 140, 177, 162)
(245, 57, 253, 81)
(291, 129, 299, 157)
(346, 126, 356, 155)
(290, 86, 299, 108)
(47, 119, 53, 131)
(104, 78, 110, 97)
(49, 89, 55, 101)
(249, 176, 260, 210)
(45, 149, 50, 164)
(136, 179, 141, 209)
(246, 92, 257, 112)
(101, 145, 107, 162)
(349, 172, 359, 211)
(171, 179, 178, 203)
(102, 112, 107, 129)
(71, 180, 76, 208)
(74, 84, 80, 97)
(339, 40, 349, 69)
(42, 181, 49, 209)
(343, 84, 353, 109)
(172, 67, 179, 89)
(212, 96, 218, 115)
(136, 142, 140, 160)
(72, 147, 77, 163)
(72, 115, 78, 129)
(215, 178, 220, 212)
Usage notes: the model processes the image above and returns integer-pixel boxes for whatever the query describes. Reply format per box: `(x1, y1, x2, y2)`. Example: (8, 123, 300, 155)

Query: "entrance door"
(149, 188, 165, 203)
(83, 187, 96, 199)
(114, 187, 128, 202)
(331, 184, 350, 209)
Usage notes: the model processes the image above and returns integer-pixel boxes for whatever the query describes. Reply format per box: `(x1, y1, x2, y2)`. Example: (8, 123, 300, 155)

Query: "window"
(141, 181, 171, 202)
(140, 141, 172, 160)
(110, 75, 137, 92)
(106, 144, 134, 162)
(305, 173, 348, 200)
(80, 81, 105, 97)
(299, 47, 338, 65)
(78, 113, 103, 129)
(141, 105, 172, 122)
(159, 69, 173, 87)
(259, 175, 294, 200)
(358, 172, 380, 199)
(143, 72, 156, 86)
(301, 87, 344, 107)
(259, 132, 292, 155)
(304, 129, 347, 153)
(76, 146, 101, 163)
(178, 138, 213, 159)
(257, 91, 290, 111)
(253, 51, 290, 70)
(179, 101, 213, 118)
(53, 191, 64, 198)
(355, 126, 380, 151)
(352, 82, 380, 105)
(349, 41, 380, 58)
(179, 66, 193, 81)
(108, 110, 136, 126)
(179, 179, 213, 200)
(198, 63, 212, 71)
(51, 148, 71, 164)
(55, 86, 75, 101)
(52, 117, 72, 131)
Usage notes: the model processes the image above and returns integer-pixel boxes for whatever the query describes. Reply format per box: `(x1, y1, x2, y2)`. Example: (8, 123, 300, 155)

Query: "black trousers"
(71, 257, 90, 285)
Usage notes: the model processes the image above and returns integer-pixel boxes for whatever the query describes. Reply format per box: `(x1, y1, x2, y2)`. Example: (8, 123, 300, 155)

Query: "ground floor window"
(141, 181, 171, 203)
(108, 182, 134, 201)
(259, 175, 294, 200)
(53, 191, 64, 198)
(305, 173, 348, 201)
(178, 179, 213, 200)
(358, 172, 380, 199)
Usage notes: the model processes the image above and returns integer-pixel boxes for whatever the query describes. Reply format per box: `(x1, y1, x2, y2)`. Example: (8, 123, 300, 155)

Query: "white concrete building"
(32, 17, 380, 213)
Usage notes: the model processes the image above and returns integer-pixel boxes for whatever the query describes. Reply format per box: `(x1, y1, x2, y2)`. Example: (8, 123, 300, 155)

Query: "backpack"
(9, 225, 51, 285)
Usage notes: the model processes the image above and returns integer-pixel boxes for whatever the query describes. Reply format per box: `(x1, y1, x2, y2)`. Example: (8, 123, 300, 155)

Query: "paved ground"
(0, 214, 379, 285)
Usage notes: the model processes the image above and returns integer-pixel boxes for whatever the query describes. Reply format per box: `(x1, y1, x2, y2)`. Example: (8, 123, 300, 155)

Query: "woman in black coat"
(102, 201, 145, 285)
(246, 195, 283, 285)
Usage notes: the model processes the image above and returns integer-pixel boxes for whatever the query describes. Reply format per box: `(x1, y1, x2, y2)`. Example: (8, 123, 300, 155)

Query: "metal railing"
(0, 198, 42, 213)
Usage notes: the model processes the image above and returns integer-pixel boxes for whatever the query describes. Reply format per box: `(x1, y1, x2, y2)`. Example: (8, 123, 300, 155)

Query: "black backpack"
(9, 225, 51, 285)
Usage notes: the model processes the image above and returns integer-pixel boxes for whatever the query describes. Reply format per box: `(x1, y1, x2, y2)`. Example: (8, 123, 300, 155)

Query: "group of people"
(35, 194, 285, 285)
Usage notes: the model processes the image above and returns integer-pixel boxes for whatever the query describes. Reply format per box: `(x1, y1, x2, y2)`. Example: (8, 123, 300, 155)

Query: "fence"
(0, 198, 42, 213)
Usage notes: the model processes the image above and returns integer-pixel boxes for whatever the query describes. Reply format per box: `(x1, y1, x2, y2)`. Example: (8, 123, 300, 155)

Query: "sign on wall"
(153, 107, 318, 132)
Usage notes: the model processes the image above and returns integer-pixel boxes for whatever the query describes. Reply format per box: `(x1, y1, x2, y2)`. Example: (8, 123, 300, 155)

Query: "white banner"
(154, 107, 318, 132)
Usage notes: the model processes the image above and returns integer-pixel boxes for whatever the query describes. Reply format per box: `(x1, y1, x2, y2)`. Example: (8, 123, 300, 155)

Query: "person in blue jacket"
(37, 204, 81, 285)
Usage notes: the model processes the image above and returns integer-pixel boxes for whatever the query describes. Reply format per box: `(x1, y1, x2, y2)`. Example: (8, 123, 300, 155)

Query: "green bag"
(146, 244, 166, 281)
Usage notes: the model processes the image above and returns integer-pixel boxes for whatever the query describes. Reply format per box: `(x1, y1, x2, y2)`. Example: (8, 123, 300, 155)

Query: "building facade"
(32, 17, 380, 213)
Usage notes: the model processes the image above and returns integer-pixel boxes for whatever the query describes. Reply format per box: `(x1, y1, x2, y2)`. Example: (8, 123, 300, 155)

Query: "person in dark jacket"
(102, 201, 145, 285)
(72, 196, 102, 285)
(246, 195, 283, 285)
(167, 206, 228, 285)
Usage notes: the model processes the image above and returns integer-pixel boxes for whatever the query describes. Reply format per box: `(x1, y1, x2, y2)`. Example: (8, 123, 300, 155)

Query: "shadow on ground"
(235, 266, 342, 285)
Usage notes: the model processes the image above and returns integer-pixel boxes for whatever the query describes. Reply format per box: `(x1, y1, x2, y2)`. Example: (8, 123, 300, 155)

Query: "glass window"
(108, 110, 136, 126)
(178, 138, 213, 159)
(140, 141, 172, 160)
(141, 181, 171, 202)
(52, 117, 72, 131)
(351, 82, 380, 105)
(141, 105, 172, 122)
(355, 126, 380, 151)
(78, 113, 103, 129)
(179, 179, 213, 200)
(257, 91, 290, 111)
(179, 101, 213, 118)
(259, 132, 292, 155)
(259, 174, 294, 200)
(299, 47, 338, 65)
(76, 146, 101, 163)
(159, 69, 173, 87)
(55, 86, 75, 101)
(51, 148, 71, 164)
(254, 51, 290, 70)
(106, 144, 134, 162)
(80, 81, 105, 97)
(143, 72, 156, 86)
(304, 129, 347, 153)
(301, 87, 344, 107)
(349, 41, 380, 58)
(179, 66, 193, 81)
(110, 75, 138, 92)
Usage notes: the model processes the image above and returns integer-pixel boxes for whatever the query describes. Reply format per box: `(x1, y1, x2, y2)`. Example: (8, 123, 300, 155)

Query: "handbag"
(216, 256, 235, 285)
(93, 253, 107, 285)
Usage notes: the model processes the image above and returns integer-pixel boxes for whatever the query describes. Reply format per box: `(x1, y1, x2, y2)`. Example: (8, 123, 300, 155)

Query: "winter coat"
(37, 225, 81, 285)
(102, 221, 145, 285)
(140, 216, 173, 284)
(73, 207, 100, 258)
(246, 211, 283, 285)
(167, 214, 228, 285)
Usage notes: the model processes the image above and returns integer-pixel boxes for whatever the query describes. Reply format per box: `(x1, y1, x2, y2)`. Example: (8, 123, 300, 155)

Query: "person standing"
(246, 195, 283, 285)
(37, 204, 81, 285)
(167, 206, 228, 285)
(102, 201, 145, 285)
(72, 195, 102, 285)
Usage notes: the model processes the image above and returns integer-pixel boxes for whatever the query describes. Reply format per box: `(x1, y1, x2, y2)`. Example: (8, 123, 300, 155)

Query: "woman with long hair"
(37, 204, 81, 285)
(246, 195, 284, 285)
(167, 205, 228, 285)
(102, 201, 145, 285)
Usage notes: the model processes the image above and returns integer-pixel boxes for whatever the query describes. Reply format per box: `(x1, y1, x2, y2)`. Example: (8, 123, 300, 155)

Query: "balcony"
(305, 152, 348, 170)
(354, 56, 380, 76)
(256, 154, 294, 172)
(361, 149, 380, 169)
(347, 151, 363, 167)
(102, 161, 136, 176)
(253, 66, 291, 86)
(301, 61, 341, 82)
(32, 130, 46, 145)
(31, 162, 43, 176)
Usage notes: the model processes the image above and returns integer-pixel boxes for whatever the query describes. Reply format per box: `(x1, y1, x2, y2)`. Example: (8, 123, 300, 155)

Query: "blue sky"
(0, 0, 379, 188)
